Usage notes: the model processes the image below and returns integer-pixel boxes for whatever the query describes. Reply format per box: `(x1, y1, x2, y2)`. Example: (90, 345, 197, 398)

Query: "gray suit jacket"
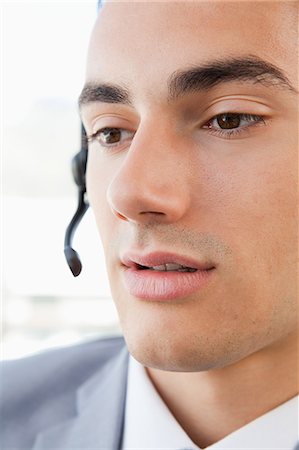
(0, 336, 129, 449)
(1, 336, 298, 450)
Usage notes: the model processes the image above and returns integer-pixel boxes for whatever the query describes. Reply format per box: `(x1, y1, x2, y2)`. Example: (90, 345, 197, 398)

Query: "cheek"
(86, 150, 118, 242)
(189, 142, 297, 325)
(198, 137, 297, 257)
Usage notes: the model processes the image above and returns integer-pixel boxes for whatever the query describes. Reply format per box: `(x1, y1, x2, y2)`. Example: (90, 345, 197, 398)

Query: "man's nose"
(106, 124, 191, 224)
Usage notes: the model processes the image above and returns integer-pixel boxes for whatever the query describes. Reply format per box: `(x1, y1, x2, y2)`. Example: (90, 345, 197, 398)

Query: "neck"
(146, 332, 298, 449)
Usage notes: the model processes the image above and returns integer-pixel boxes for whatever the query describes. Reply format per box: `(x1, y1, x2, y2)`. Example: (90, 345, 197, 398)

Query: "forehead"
(86, 1, 297, 97)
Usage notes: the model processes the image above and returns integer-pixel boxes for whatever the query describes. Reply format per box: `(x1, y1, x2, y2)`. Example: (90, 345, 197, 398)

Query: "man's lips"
(120, 252, 215, 301)
(121, 252, 215, 272)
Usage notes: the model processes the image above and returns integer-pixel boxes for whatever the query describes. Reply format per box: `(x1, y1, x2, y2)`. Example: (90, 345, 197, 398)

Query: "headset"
(64, 123, 89, 277)
(64, 2, 103, 277)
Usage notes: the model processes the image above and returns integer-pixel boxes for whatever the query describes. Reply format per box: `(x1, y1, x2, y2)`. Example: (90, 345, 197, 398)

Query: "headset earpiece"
(72, 151, 86, 190)
(71, 127, 88, 190)
(64, 124, 89, 276)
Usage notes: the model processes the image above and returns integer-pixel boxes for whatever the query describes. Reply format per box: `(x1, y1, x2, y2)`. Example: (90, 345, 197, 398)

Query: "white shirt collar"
(121, 355, 298, 450)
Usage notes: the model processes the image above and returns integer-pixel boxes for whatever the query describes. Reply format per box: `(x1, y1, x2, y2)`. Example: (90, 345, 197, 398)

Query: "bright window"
(2, 1, 120, 360)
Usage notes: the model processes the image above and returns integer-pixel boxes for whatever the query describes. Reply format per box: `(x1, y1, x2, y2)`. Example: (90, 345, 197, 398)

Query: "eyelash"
(203, 113, 266, 138)
(87, 113, 266, 148)
(87, 127, 134, 149)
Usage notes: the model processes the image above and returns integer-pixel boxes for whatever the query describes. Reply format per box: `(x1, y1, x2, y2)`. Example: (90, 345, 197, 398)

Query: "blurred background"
(1, 1, 121, 360)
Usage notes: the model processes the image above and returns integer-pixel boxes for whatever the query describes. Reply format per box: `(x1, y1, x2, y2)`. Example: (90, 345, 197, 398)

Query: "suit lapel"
(33, 345, 129, 449)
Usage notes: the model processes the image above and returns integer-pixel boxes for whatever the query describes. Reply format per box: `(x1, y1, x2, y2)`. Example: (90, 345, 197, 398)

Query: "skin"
(81, 1, 298, 447)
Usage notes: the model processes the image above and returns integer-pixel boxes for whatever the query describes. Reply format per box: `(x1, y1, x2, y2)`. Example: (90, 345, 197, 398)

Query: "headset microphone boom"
(64, 124, 89, 276)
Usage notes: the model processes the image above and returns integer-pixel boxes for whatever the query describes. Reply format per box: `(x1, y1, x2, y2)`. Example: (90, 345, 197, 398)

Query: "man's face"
(81, 1, 298, 371)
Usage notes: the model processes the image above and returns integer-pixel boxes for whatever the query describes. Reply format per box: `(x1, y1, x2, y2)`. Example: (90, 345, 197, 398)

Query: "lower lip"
(122, 267, 215, 301)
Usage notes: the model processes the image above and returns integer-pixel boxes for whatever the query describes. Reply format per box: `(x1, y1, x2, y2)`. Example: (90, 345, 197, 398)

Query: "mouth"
(122, 252, 214, 271)
(135, 263, 197, 273)
(121, 252, 215, 301)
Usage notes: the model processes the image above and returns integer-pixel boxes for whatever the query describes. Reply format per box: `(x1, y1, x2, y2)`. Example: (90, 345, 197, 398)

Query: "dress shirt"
(121, 355, 298, 450)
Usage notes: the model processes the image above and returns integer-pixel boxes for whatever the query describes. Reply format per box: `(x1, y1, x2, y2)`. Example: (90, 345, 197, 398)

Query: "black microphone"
(64, 124, 89, 276)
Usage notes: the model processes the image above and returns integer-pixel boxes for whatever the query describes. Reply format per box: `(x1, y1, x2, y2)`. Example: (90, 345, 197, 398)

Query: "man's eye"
(87, 127, 134, 148)
(203, 113, 265, 137)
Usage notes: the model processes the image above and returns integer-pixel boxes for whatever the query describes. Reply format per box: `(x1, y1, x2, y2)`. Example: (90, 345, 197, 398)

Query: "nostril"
(113, 209, 128, 221)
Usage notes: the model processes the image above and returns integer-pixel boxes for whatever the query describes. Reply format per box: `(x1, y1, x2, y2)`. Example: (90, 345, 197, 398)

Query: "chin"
(111, 274, 297, 373)
(121, 324, 248, 372)
(120, 314, 291, 373)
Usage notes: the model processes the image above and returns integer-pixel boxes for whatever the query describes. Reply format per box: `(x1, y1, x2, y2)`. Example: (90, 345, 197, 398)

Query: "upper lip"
(121, 251, 215, 271)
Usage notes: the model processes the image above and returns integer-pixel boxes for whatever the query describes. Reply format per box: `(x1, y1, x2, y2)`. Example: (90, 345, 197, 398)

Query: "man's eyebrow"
(79, 56, 296, 109)
(168, 56, 296, 101)
(78, 83, 131, 108)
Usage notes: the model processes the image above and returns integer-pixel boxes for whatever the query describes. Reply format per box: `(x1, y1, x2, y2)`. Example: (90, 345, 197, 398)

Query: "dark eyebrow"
(78, 83, 131, 108)
(79, 56, 296, 109)
(168, 56, 296, 101)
